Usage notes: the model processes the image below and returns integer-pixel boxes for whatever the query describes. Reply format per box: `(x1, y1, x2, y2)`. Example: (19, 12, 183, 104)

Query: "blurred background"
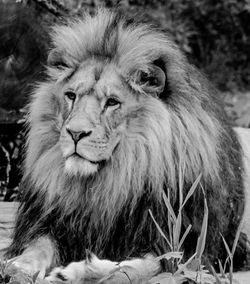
(0, 0, 250, 201)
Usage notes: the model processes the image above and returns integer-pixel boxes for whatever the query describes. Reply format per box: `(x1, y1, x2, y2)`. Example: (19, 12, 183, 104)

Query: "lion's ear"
(132, 61, 166, 95)
(47, 49, 70, 69)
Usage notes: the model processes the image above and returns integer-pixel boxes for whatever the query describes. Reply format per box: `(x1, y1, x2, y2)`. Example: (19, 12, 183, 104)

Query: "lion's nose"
(66, 128, 92, 143)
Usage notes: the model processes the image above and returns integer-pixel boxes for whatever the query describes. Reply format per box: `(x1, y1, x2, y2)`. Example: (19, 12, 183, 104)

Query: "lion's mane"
(7, 9, 245, 266)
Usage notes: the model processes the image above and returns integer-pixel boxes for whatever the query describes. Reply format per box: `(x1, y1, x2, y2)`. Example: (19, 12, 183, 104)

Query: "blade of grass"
(210, 265, 222, 284)
(221, 236, 233, 284)
(178, 224, 192, 251)
(218, 259, 226, 277)
(221, 235, 232, 259)
(178, 158, 184, 209)
(181, 173, 202, 209)
(174, 252, 197, 275)
(232, 219, 244, 256)
(223, 256, 230, 273)
(173, 211, 182, 250)
(167, 188, 173, 246)
(149, 209, 173, 250)
(177, 142, 187, 209)
(163, 191, 176, 222)
(155, 251, 183, 262)
(195, 190, 208, 260)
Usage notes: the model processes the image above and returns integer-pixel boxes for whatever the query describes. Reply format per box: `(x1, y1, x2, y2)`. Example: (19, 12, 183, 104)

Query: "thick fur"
(7, 8, 245, 274)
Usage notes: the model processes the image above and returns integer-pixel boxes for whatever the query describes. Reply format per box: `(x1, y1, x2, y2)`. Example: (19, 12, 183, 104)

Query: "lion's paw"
(9, 257, 46, 279)
(45, 263, 84, 283)
(45, 267, 68, 282)
(45, 252, 119, 283)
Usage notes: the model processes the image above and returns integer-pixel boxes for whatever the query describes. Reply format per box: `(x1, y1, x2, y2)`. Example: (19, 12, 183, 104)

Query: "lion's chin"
(64, 156, 99, 176)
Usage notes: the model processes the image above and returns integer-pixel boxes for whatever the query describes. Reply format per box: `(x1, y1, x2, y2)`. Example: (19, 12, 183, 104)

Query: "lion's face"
(59, 60, 139, 176)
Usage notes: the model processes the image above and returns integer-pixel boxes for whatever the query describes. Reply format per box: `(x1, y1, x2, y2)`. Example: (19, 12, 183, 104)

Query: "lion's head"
(55, 60, 165, 177)
(9, 8, 244, 264)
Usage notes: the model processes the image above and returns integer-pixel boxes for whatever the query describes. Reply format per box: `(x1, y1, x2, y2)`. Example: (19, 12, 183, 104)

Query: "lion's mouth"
(68, 152, 104, 165)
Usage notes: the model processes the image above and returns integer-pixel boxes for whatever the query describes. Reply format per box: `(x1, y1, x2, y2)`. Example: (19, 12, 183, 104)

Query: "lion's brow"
(94, 65, 104, 81)
(64, 66, 80, 82)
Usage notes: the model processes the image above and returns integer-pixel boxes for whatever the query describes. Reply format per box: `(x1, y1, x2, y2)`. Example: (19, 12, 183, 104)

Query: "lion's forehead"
(65, 61, 125, 100)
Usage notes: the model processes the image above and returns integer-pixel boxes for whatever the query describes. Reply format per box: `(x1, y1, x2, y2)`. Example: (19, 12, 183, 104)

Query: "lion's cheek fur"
(25, 82, 63, 172)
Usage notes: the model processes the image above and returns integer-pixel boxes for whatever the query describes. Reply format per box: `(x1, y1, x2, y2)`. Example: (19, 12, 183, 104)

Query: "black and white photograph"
(0, 0, 250, 283)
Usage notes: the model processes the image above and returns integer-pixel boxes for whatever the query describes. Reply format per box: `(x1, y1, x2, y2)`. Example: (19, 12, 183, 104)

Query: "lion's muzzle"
(60, 119, 119, 175)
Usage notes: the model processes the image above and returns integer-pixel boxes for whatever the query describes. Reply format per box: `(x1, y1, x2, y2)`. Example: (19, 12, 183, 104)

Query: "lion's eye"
(65, 91, 76, 101)
(105, 98, 120, 108)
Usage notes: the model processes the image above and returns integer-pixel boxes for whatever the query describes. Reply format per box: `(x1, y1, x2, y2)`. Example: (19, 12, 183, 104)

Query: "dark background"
(0, 0, 250, 201)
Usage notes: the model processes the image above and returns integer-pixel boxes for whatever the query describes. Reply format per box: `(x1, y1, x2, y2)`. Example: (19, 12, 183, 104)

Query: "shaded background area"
(0, 0, 250, 201)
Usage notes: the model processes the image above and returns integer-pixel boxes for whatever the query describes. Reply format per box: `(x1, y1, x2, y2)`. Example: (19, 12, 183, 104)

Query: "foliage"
(178, 0, 250, 92)
(0, 3, 49, 110)
(147, 174, 242, 284)
(0, 126, 24, 202)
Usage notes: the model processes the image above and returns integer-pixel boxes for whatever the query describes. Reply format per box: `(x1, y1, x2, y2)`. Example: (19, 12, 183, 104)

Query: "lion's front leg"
(10, 236, 55, 279)
(45, 253, 160, 283)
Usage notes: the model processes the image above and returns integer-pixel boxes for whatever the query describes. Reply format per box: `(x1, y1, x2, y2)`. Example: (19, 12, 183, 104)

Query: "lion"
(5, 8, 250, 283)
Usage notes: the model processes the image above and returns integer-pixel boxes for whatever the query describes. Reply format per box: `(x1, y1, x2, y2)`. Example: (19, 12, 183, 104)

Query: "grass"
(147, 174, 242, 284)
